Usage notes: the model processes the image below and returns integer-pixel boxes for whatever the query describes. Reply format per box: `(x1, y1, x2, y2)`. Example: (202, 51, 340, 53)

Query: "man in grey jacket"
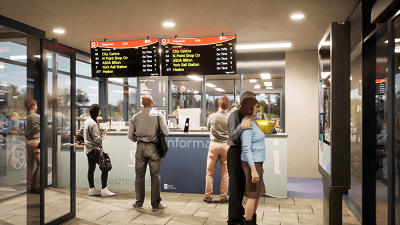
(128, 94, 169, 210)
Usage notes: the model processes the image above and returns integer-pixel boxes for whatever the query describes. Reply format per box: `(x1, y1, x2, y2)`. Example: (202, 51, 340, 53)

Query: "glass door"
(43, 41, 76, 225)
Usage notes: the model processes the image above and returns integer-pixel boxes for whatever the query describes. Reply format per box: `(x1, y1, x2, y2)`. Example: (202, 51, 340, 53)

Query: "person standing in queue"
(25, 100, 41, 194)
(204, 96, 230, 204)
(240, 97, 265, 225)
(80, 104, 115, 197)
(128, 94, 169, 210)
(227, 91, 256, 225)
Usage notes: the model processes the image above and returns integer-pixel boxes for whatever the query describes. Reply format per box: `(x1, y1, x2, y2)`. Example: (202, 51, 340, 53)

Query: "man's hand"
(240, 119, 253, 130)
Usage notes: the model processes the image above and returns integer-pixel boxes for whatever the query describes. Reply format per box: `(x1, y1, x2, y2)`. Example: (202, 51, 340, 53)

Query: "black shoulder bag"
(89, 124, 112, 172)
(157, 116, 169, 158)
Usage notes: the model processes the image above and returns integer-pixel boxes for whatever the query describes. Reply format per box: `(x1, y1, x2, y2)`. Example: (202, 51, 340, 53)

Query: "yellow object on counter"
(257, 120, 276, 134)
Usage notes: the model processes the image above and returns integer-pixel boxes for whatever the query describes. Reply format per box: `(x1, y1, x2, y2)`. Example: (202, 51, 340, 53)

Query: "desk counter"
(58, 131, 287, 198)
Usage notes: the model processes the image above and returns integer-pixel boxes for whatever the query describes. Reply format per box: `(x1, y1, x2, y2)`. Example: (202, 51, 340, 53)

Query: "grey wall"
(285, 50, 320, 178)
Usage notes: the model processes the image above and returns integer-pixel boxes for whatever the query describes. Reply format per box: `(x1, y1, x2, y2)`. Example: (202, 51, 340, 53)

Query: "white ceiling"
(0, 0, 359, 54)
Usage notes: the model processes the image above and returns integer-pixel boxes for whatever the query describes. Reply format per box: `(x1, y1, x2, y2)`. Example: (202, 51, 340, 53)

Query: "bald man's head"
(142, 94, 153, 108)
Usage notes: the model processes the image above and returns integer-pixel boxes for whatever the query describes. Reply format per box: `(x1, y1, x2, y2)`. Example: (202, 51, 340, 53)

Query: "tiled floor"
(0, 188, 361, 225)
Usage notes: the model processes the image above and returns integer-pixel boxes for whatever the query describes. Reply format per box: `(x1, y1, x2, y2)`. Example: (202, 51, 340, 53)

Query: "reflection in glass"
(76, 60, 91, 77)
(108, 83, 124, 121)
(394, 15, 400, 223)
(318, 34, 332, 176)
(374, 31, 388, 224)
(57, 55, 70, 72)
(0, 41, 27, 63)
(76, 78, 99, 106)
(0, 63, 28, 198)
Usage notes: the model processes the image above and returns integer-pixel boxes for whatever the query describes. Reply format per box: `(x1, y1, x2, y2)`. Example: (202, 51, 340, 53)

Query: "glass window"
(348, 40, 362, 210)
(171, 79, 203, 114)
(108, 77, 124, 84)
(393, 15, 400, 223)
(76, 77, 99, 106)
(108, 83, 124, 121)
(76, 60, 91, 77)
(0, 41, 27, 64)
(128, 87, 137, 118)
(243, 74, 283, 90)
(47, 52, 53, 69)
(129, 78, 137, 87)
(57, 54, 70, 72)
(374, 27, 388, 223)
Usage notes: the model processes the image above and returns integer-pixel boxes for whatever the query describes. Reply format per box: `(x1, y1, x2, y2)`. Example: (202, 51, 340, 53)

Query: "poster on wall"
(138, 76, 168, 108)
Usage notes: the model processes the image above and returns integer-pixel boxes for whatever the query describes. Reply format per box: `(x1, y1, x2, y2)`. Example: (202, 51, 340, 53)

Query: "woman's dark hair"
(240, 97, 259, 117)
(89, 104, 101, 123)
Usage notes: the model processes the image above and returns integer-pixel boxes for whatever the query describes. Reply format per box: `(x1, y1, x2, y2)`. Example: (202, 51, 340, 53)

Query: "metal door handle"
(62, 143, 79, 147)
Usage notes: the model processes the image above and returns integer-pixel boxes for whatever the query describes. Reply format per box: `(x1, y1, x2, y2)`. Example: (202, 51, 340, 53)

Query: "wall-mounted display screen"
(161, 35, 236, 76)
(90, 39, 160, 78)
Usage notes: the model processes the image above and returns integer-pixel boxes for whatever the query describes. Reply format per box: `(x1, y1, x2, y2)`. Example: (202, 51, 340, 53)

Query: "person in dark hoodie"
(80, 104, 115, 197)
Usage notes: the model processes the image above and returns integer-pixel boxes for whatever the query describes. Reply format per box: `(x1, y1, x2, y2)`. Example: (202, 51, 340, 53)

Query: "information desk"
(59, 131, 287, 198)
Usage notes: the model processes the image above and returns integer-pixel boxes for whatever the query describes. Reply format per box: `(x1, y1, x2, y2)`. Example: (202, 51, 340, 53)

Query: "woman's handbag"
(157, 116, 169, 158)
(98, 148, 112, 172)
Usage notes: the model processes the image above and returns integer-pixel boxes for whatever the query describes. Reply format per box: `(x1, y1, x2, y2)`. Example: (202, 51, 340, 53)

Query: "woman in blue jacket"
(240, 97, 265, 225)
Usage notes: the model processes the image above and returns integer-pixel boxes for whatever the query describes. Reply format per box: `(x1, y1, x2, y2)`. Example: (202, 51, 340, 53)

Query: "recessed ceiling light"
(264, 82, 272, 86)
(53, 29, 65, 34)
(193, 91, 199, 94)
(254, 85, 261, 89)
(215, 88, 225, 92)
(236, 43, 291, 50)
(291, 14, 304, 19)
(249, 79, 257, 83)
(261, 74, 271, 79)
(260, 93, 265, 96)
(163, 22, 175, 27)
(206, 83, 216, 87)
(188, 75, 203, 81)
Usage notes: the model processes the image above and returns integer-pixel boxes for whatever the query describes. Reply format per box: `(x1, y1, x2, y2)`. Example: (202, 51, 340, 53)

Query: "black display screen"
(90, 39, 160, 78)
(161, 35, 236, 75)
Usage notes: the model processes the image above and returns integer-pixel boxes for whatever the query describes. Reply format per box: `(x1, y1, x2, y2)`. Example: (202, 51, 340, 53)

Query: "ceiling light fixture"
(266, 87, 273, 89)
(321, 72, 330, 79)
(384, 38, 400, 43)
(163, 22, 175, 27)
(264, 82, 272, 86)
(249, 79, 257, 83)
(193, 91, 199, 94)
(53, 29, 65, 34)
(322, 41, 331, 46)
(10, 55, 27, 60)
(291, 14, 304, 19)
(254, 85, 261, 89)
(206, 83, 216, 87)
(261, 74, 271, 79)
(188, 75, 203, 81)
(236, 43, 291, 50)
(215, 88, 225, 92)
(260, 93, 265, 96)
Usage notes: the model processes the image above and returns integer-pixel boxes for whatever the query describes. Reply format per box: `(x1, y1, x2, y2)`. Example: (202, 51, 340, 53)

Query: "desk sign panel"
(90, 39, 160, 77)
(161, 35, 236, 75)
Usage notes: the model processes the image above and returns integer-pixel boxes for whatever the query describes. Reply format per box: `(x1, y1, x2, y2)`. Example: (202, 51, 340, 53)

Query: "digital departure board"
(161, 35, 236, 75)
(90, 39, 160, 78)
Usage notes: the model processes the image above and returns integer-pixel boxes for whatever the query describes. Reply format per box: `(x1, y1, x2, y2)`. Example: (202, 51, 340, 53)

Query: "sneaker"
(153, 203, 168, 211)
(203, 196, 212, 203)
(220, 197, 229, 204)
(88, 187, 101, 196)
(132, 201, 143, 209)
(100, 187, 115, 197)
